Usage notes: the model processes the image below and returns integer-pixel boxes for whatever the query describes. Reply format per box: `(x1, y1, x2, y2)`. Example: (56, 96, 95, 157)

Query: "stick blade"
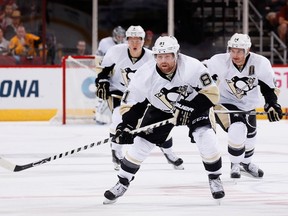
(0, 156, 16, 172)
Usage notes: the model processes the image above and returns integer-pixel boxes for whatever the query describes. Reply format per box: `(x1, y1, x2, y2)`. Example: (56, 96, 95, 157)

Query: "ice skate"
(111, 149, 123, 171)
(240, 162, 264, 178)
(161, 149, 184, 170)
(103, 177, 129, 205)
(230, 163, 241, 179)
(208, 174, 225, 201)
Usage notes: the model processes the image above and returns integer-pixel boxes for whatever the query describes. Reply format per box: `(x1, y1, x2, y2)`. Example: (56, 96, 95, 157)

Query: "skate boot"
(208, 174, 225, 199)
(112, 149, 123, 171)
(240, 162, 264, 178)
(161, 149, 184, 170)
(230, 163, 241, 178)
(103, 176, 129, 205)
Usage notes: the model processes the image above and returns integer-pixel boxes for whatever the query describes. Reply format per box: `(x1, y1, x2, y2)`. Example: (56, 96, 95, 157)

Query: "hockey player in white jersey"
(203, 33, 283, 179)
(95, 26, 184, 171)
(95, 26, 126, 124)
(96, 26, 126, 56)
(103, 36, 225, 204)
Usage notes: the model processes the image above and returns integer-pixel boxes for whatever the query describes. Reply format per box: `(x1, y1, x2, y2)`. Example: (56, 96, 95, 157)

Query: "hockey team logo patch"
(121, 67, 137, 87)
(226, 76, 256, 99)
(155, 86, 188, 112)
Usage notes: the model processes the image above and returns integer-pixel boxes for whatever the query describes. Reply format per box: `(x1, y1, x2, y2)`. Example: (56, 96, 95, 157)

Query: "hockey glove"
(95, 78, 110, 100)
(264, 102, 283, 122)
(112, 123, 135, 144)
(174, 99, 194, 126)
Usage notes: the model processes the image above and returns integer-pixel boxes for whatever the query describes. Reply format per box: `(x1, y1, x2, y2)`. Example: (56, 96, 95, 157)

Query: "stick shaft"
(214, 110, 288, 116)
(0, 117, 176, 172)
(0, 138, 111, 172)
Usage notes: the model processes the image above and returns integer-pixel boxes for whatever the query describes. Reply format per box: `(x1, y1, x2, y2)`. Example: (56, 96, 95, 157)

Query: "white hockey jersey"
(124, 53, 218, 113)
(101, 43, 154, 94)
(202, 52, 277, 111)
(96, 37, 117, 56)
(96, 37, 128, 56)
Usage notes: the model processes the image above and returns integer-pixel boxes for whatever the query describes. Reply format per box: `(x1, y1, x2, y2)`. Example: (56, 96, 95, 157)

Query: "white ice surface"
(0, 120, 287, 216)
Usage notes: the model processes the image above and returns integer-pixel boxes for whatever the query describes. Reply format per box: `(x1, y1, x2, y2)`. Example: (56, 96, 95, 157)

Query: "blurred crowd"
(0, 0, 85, 65)
(4, 0, 287, 66)
(253, 0, 288, 46)
(0, 0, 44, 64)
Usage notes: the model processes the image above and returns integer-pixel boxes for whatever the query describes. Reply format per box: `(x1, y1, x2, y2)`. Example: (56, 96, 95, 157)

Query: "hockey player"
(95, 26, 126, 124)
(202, 33, 283, 179)
(96, 26, 126, 56)
(103, 36, 225, 205)
(95, 26, 184, 171)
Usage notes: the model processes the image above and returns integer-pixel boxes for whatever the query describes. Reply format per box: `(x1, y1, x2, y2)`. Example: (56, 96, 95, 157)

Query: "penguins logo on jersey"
(121, 68, 137, 86)
(155, 85, 189, 111)
(226, 76, 256, 99)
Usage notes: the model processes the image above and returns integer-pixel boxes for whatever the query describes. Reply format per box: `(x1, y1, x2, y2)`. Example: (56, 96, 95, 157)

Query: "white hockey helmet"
(227, 33, 251, 56)
(112, 26, 126, 44)
(125, 25, 145, 40)
(152, 36, 180, 58)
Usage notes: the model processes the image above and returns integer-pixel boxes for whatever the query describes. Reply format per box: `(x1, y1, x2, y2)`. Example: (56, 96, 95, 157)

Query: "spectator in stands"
(0, 0, 18, 11)
(277, 0, 288, 44)
(27, 0, 40, 34)
(0, 26, 9, 55)
(38, 32, 57, 65)
(265, 0, 286, 29)
(75, 40, 88, 55)
(0, 3, 13, 31)
(4, 9, 22, 40)
(46, 32, 57, 64)
(9, 25, 40, 60)
(54, 42, 63, 65)
(143, 30, 154, 49)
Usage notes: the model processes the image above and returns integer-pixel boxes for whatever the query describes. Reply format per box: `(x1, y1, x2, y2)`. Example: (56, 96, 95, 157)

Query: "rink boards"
(0, 66, 287, 121)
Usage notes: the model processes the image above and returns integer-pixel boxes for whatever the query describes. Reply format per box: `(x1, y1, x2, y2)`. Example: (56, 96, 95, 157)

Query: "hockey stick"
(0, 117, 176, 172)
(214, 110, 288, 116)
(0, 138, 111, 172)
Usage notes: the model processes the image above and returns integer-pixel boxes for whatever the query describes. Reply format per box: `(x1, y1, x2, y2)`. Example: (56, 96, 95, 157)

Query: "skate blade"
(103, 198, 117, 205)
(215, 198, 223, 205)
(232, 179, 238, 185)
(173, 164, 184, 170)
(213, 193, 225, 205)
(230, 176, 240, 184)
(240, 167, 262, 178)
(240, 171, 262, 178)
(114, 163, 120, 171)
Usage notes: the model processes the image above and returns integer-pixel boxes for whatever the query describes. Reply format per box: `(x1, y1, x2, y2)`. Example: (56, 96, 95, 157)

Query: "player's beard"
(158, 61, 176, 75)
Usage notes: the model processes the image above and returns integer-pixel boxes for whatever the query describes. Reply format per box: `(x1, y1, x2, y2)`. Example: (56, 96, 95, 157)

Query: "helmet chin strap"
(245, 48, 250, 57)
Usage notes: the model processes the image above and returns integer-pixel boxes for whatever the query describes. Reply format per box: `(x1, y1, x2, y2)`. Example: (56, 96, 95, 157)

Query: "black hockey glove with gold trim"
(174, 100, 194, 125)
(264, 102, 283, 122)
(95, 78, 110, 100)
(112, 123, 134, 144)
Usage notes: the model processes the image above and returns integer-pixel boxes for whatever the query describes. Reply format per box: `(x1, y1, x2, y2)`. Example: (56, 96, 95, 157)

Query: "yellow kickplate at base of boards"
(0, 109, 58, 121)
